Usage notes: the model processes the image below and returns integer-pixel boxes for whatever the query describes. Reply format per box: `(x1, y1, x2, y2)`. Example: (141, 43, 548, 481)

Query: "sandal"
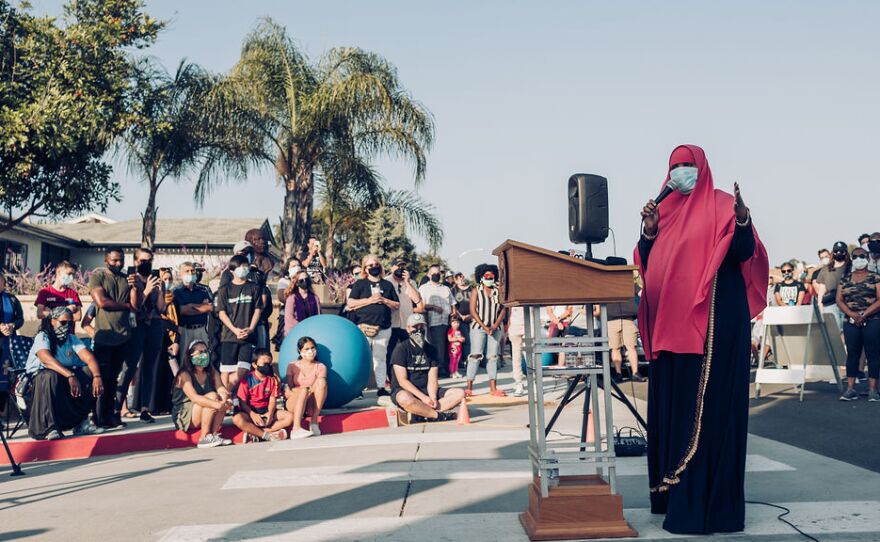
(489, 389, 507, 397)
(121, 411, 140, 419)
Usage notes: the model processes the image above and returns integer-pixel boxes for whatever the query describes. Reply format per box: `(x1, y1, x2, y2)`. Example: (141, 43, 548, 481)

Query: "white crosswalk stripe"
(159, 502, 880, 541)
(268, 429, 530, 452)
(222, 455, 794, 489)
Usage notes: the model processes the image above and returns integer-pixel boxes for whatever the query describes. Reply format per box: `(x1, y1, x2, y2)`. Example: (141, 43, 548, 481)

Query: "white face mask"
(289, 266, 301, 278)
(820, 257, 831, 266)
(59, 274, 74, 287)
(234, 267, 249, 279)
(669, 166, 698, 195)
(852, 257, 869, 271)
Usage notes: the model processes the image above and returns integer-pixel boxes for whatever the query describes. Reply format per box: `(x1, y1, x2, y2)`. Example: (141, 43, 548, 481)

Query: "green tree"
(121, 59, 214, 248)
(197, 17, 434, 259)
(0, 0, 160, 233)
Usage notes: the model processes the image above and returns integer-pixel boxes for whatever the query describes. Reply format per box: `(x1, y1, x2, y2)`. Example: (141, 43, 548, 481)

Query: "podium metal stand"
(493, 240, 637, 541)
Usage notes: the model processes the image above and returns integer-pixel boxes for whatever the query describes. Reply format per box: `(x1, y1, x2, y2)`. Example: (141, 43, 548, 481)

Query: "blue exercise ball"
(279, 315, 371, 408)
(522, 353, 554, 375)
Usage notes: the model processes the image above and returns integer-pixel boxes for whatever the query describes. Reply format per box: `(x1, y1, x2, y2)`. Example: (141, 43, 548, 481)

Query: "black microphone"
(653, 185, 674, 205)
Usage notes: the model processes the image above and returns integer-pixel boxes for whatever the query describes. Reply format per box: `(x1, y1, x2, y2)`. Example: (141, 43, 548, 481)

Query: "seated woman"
(171, 339, 233, 448)
(283, 270, 321, 337)
(233, 349, 294, 441)
(25, 307, 104, 440)
(285, 336, 327, 439)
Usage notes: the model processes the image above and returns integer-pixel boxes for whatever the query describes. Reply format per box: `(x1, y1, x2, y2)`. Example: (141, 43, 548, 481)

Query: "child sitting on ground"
(232, 349, 294, 441)
(447, 316, 466, 378)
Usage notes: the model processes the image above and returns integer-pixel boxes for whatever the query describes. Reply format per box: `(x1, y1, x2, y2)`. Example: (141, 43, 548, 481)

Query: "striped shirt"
(471, 286, 502, 330)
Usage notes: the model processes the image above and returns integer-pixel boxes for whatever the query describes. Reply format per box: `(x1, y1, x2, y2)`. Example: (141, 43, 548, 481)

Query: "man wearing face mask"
(773, 263, 806, 306)
(390, 313, 465, 422)
(348, 255, 400, 396)
(87, 247, 142, 428)
(35, 261, 82, 321)
(173, 261, 214, 360)
(636, 145, 769, 535)
(418, 264, 457, 378)
(814, 241, 851, 331)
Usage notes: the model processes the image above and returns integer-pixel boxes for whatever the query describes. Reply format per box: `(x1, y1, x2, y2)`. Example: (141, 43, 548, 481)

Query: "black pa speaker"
(568, 173, 609, 244)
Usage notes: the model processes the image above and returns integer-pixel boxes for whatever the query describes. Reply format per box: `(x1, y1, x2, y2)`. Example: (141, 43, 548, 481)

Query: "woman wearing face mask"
(636, 145, 769, 534)
(285, 337, 328, 438)
(171, 340, 233, 448)
(836, 248, 880, 402)
(466, 263, 507, 397)
(24, 307, 104, 440)
(283, 271, 321, 337)
(276, 258, 303, 304)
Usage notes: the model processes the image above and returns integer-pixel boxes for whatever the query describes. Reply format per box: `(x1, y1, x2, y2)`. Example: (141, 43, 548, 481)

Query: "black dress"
(639, 221, 755, 535)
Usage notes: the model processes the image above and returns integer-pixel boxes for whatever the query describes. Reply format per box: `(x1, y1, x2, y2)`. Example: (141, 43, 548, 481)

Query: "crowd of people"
(761, 232, 880, 401)
(6, 227, 876, 446)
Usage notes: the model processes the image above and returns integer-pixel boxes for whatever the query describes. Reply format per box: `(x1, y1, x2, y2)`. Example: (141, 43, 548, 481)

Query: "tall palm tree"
(197, 17, 434, 259)
(123, 59, 214, 248)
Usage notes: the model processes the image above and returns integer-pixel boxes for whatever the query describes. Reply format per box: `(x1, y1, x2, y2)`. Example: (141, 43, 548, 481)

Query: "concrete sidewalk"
(2, 373, 879, 542)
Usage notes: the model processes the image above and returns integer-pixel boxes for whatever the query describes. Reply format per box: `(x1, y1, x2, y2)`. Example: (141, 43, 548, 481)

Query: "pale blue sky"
(31, 1, 880, 272)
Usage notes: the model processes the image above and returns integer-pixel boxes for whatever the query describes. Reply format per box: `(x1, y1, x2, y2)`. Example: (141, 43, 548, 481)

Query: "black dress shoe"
(632, 374, 648, 383)
(140, 411, 156, 424)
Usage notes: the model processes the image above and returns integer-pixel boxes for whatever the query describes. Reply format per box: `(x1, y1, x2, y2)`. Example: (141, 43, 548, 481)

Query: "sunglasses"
(781, 269, 793, 273)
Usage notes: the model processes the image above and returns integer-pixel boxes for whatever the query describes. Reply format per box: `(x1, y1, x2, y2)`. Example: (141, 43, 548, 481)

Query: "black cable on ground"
(745, 500, 819, 542)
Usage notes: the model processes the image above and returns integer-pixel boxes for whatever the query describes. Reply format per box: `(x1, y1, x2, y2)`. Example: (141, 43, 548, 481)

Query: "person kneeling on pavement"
(171, 340, 233, 448)
(391, 313, 465, 422)
(25, 307, 104, 440)
(233, 349, 293, 441)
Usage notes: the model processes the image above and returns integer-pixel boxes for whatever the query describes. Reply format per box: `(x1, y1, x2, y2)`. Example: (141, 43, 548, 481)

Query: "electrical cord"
(607, 227, 618, 256)
(745, 500, 820, 542)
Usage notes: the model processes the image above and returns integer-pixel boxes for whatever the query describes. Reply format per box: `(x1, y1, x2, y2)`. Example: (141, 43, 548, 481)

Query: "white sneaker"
(451, 372, 463, 379)
(213, 433, 233, 446)
(197, 434, 223, 449)
(310, 422, 321, 436)
(290, 427, 313, 440)
(267, 428, 287, 441)
(513, 383, 526, 397)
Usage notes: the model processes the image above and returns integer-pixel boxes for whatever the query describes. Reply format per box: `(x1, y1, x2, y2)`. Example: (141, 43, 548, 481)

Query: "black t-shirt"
(173, 285, 213, 327)
(301, 250, 325, 277)
(452, 286, 472, 316)
(774, 280, 806, 306)
(390, 339, 439, 395)
(349, 278, 399, 329)
(215, 281, 263, 343)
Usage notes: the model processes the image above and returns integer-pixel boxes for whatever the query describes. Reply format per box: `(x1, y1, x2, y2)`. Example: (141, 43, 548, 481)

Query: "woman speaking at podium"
(635, 145, 769, 534)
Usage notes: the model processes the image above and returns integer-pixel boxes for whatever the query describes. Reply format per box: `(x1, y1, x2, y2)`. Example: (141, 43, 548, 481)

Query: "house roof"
(39, 218, 275, 248)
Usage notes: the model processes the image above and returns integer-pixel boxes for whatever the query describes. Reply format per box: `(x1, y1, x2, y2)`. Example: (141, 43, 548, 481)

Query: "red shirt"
(236, 371, 280, 410)
(35, 285, 81, 310)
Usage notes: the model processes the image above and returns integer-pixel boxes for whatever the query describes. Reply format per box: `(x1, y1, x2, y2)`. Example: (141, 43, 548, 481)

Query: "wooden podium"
(494, 240, 638, 540)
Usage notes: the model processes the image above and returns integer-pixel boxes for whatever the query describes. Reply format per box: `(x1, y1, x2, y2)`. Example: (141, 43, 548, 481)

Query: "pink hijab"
(633, 145, 769, 360)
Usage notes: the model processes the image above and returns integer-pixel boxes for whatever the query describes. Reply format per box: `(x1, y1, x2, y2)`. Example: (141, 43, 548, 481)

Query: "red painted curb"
(2, 408, 391, 465)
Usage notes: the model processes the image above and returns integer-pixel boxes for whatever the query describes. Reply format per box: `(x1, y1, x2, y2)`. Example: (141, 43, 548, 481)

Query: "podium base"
(519, 475, 637, 540)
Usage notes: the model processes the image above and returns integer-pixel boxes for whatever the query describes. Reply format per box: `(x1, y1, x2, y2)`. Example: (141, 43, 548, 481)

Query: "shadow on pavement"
(0, 459, 208, 512)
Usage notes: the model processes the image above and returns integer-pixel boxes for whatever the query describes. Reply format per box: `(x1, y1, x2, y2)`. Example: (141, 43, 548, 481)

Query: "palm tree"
(197, 17, 434, 259)
(122, 59, 214, 248)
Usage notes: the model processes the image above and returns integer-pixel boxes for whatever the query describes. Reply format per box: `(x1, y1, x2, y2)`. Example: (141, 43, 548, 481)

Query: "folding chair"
(3, 335, 33, 439)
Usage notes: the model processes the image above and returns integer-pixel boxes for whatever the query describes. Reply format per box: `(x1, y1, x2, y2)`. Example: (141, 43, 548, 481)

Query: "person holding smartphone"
(118, 247, 166, 423)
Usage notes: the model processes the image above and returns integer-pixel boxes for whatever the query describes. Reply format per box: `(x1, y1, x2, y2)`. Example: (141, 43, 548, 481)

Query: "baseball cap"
(233, 240, 253, 254)
(406, 313, 426, 327)
(444, 270, 454, 278)
(391, 257, 408, 266)
(832, 241, 848, 253)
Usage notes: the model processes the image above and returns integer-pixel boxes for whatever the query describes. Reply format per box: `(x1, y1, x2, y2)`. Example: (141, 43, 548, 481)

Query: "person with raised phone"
(216, 255, 264, 396)
(390, 313, 465, 422)
(233, 349, 293, 441)
(285, 336, 328, 439)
